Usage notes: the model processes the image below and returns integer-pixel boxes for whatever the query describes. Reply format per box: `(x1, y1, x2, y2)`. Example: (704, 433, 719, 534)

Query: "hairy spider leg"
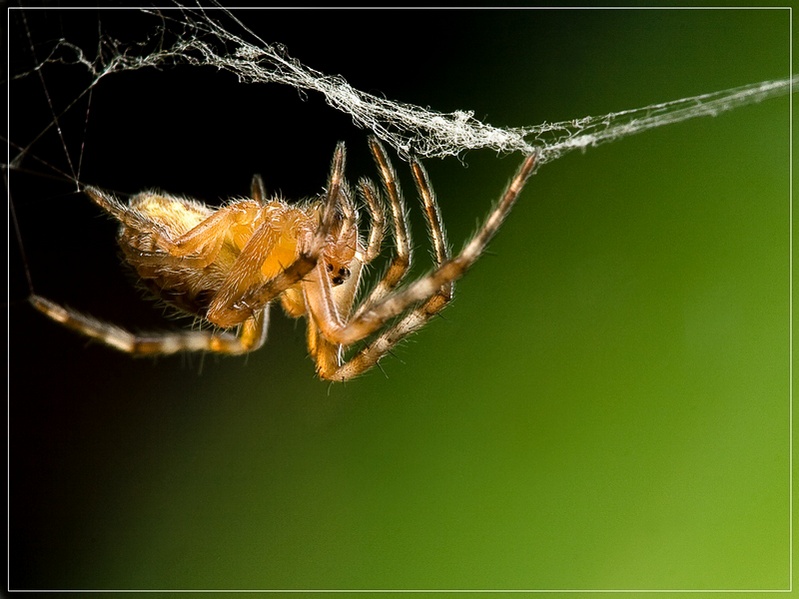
(354, 137, 413, 312)
(85, 187, 261, 270)
(358, 178, 386, 264)
(410, 158, 453, 306)
(251, 174, 267, 203)
(308, 150, 538, 381)
(314, 156, 451, 380)
(29, 295, 270, 355)
(307, 137, 417, 377)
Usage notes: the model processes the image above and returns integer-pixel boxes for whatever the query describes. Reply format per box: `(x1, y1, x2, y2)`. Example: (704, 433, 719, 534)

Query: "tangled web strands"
(26, 7, 796, 164)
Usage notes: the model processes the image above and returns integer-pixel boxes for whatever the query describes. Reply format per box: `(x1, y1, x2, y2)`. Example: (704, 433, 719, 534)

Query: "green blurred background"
(9, 7, 790, 592)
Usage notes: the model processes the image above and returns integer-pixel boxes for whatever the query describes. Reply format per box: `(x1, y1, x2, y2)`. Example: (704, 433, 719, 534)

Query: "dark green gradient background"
(9, 8, 790, 592)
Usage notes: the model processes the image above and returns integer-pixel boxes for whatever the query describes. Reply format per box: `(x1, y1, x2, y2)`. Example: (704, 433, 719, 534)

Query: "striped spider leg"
(302, 140, 538, 380)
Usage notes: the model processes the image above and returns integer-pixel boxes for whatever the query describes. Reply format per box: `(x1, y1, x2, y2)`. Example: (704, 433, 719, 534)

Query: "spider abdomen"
(119, 193, 241, 320)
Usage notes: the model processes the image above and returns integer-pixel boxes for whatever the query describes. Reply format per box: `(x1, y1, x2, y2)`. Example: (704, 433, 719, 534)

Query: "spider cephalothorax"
(31, 138, 537, 381)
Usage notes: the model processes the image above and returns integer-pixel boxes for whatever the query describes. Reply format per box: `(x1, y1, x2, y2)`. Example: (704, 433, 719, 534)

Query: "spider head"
(325, 261, 351, 286)
(323, 210, 359, 287)
(318, 182, 360, 287)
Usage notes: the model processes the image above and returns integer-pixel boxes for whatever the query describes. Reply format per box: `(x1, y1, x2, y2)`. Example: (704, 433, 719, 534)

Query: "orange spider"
(31, 138, 537, 381)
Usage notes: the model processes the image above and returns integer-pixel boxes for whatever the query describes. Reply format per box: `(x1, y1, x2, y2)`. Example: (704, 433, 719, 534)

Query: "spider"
(30, 137, 537, 381)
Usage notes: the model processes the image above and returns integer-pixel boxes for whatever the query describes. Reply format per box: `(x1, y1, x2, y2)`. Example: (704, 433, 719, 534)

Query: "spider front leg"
(361, 151, 537, 340)
(353, 137, 413, 313)
(311, 151, 538, 380)
(308, 138, 418, 380)
(311, 156, 451, 381)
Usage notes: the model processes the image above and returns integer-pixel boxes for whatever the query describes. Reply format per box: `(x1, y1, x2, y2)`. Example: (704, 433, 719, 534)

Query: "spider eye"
(329, 265, 351, 286)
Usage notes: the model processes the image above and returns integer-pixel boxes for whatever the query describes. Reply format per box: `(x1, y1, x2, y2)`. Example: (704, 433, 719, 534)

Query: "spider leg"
(306, 135, 412, 380)
(358, 177, 386, 264)
(410, 157, 453, 307)
(86, 187, 262, 269)
(305, 249, 367, 378)
(251, 174, 267, 203)
(303, 138, 410, 378)
(204, 213, 286, 327)
(82, 186, 160, 233)
(306, 303, 343, 379)
(314, 158, 451, 381)
(307, 151, 538, 348)
(205, 142, 348, 328)
(30, 295, 269, 355)
(151, 200, 260, 261)
(352, 137, 412, 317)
(126, 201, 263, 270)
(319, 305, 437, 381)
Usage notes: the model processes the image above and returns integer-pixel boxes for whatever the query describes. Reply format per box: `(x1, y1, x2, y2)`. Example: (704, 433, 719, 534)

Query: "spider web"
(7, 4, 795, 180)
